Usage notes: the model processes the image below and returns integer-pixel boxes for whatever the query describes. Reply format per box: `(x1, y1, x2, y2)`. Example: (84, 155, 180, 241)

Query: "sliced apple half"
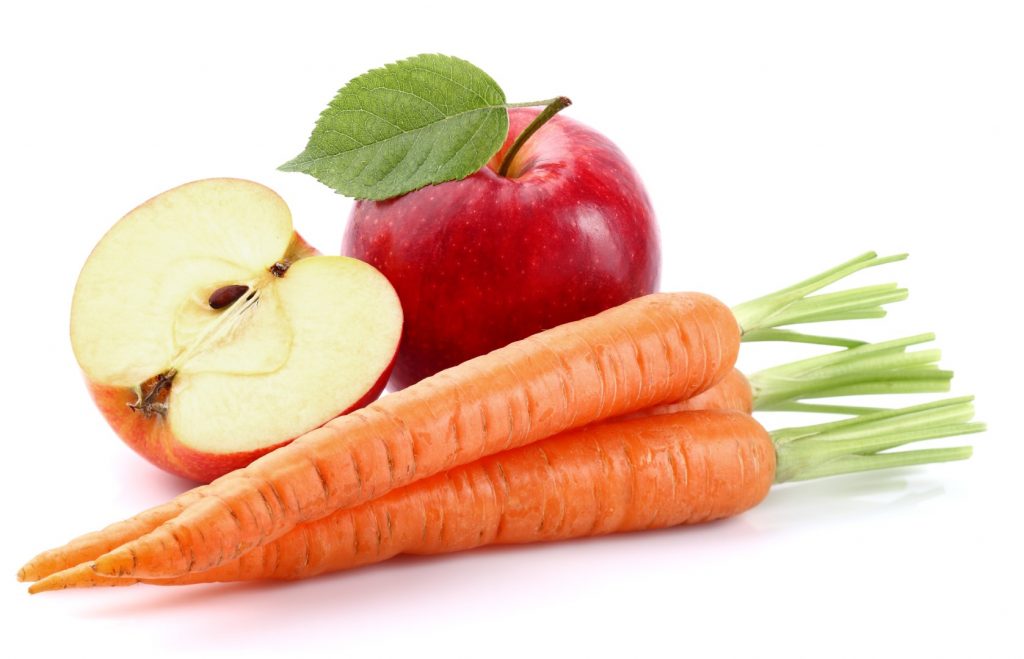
(71, 178, 402, 482)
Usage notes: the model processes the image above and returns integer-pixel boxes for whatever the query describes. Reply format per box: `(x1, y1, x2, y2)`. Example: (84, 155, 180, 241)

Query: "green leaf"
(280, 54, 509, 200)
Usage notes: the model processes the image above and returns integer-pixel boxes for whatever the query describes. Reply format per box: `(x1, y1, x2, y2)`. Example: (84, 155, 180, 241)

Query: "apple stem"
(497, 96, 572, 177)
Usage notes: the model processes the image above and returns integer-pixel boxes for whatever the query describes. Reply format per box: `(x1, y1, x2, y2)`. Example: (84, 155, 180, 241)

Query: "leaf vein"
(401, 63, 500, 106)
(433, 114, 490, 176)
(294, 107, 502, 165)
(317, 127, 368, 148)
(326, 107, 405, 134)
(373, 127, 430, 187)
(346, 86, 449, 120)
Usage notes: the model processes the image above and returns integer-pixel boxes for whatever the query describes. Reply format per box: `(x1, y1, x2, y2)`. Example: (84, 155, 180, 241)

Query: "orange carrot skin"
(74, 292, 739, 580)
(659, 367, 752, 414)
(50, 410, 771, 588)
(621, 368, 752, 419)
(397, 411, 773, 554)
(29, 373, 756, 591)
(16, 493, 205, 583)
(20, 363, 751, 585)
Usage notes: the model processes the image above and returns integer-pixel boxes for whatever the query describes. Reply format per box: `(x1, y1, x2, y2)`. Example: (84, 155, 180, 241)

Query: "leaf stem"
(497, 96, 572, 177)
(505, 98, 567, 108)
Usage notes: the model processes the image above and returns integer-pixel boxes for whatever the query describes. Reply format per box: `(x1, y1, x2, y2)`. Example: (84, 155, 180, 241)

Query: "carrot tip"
(24, 561, 138, 593)
(27, 581, 57, 595)
(17, 557, 50, 583)
(27, 569, 76, 594)
(91, 551, 135, 578)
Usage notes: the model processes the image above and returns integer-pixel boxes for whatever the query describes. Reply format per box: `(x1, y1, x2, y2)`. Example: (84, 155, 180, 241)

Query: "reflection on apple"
(71, 179, 403, 482)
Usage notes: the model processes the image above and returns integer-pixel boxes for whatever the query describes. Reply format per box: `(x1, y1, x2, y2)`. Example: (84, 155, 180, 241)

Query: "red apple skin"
(86, 353, 395, 484)
(343, 108, 660, 390)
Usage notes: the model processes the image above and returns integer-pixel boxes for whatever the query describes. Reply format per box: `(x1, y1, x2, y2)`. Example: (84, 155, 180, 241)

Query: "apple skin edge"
(282, 229, 320, 263)
(85, 352, 396, 484)
(344, 108, 660, 390)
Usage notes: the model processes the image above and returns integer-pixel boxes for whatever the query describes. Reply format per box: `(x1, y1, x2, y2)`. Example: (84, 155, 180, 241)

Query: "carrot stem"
(749, 334, 952, 412)
(732, 252, 908, 335)
(772, 397, 983, 482)
(754, 333, 935, 376)
(739, 329, 866, 348)
(788, 446, 973, 481)
(770, 395, 976, 444)
(765, 401, 887, 415)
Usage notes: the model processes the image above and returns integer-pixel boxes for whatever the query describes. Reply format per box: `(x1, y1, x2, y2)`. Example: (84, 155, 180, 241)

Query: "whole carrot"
(28, 328, 950, 593)
(26, 330, 944, 582)
(26, 332, 953, 591)
(31, 398, 980, 592)
(19, 252, 907, 584)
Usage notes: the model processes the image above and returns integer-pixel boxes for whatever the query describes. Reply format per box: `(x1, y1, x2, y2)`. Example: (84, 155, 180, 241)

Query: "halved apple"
(71, 178, 403, 482)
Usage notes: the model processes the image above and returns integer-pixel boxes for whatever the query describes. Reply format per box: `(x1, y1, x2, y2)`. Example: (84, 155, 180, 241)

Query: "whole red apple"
(344, 107, 660, 389)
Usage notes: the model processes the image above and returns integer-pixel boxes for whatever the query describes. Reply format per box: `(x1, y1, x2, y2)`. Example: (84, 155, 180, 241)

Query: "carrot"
(27, 373, 754, 592)
(627, 367, 754, 417)
(25, 329, 946, 582)
(26, 329, 957, 592)
(30, 398, 981, 592)
(18, 251, 908, 584)
(27, 329, 948, 592)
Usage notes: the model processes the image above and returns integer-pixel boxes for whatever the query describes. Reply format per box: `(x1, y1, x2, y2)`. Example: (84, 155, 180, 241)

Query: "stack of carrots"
(18, 252, 983, 592)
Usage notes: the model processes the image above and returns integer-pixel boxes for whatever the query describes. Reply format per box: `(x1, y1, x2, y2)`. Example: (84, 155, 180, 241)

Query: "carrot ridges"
(77, 292, 738, 580)
(94, 411, 767, 588)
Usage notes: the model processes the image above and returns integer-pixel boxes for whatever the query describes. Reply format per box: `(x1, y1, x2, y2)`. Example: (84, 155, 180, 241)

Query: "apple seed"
(209, 284, 250, 310)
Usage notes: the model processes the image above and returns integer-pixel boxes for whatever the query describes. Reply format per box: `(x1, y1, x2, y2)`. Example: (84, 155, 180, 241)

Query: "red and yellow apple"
(71, 178, 403, 482)
(344, 108, 660, 390)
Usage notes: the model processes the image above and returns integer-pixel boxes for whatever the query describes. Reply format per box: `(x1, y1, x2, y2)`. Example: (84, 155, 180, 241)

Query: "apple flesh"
(344, 108, 659, 389)
(71, 179, 403, 482)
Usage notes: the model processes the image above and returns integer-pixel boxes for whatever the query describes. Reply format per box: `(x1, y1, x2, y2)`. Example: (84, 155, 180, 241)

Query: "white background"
(2, 1, 1021, 657)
